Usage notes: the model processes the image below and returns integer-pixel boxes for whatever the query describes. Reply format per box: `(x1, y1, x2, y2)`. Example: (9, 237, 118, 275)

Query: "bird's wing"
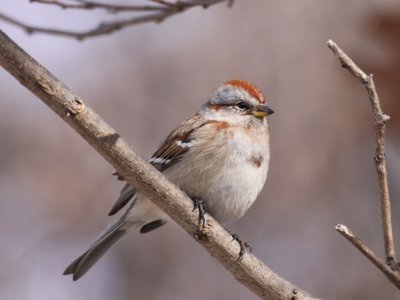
(108, 115, 207, 216)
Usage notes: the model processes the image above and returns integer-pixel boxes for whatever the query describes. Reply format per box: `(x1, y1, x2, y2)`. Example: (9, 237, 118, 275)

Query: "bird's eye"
(236, 101, 249, 110)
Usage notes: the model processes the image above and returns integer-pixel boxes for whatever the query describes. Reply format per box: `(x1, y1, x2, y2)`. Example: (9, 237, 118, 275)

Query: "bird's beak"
(252, 104, 274, 118)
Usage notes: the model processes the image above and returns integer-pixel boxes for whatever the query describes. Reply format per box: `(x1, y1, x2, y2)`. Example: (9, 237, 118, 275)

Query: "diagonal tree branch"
(0, 29, 319, 300)
(327, 39, 400, 285)
(0, 0, 231, 40)
(336, 225, 400, 289)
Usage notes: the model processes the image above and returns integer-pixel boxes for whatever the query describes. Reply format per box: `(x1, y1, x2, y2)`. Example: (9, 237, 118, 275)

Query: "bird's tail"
(63, 218, 128, 281)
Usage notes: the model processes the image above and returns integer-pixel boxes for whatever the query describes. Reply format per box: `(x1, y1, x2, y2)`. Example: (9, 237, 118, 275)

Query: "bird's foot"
(112, 171, 124, 181)
(192, 197, 207, 228)
(231, 233, 252, 260)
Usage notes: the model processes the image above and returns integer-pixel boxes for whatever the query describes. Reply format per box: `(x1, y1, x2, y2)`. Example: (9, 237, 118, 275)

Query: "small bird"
(64, 80, 274, 280)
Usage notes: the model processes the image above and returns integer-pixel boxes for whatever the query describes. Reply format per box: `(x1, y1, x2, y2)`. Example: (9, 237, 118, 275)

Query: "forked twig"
(327, 39, 400, 287)
(0, 0, 231, 40)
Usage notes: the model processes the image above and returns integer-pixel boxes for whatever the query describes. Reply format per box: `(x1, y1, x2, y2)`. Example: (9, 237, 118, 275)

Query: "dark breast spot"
(247, 153, 264, 168)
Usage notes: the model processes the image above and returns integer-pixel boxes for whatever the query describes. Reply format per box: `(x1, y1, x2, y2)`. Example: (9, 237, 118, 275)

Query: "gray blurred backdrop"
(1, 1, 400, 299)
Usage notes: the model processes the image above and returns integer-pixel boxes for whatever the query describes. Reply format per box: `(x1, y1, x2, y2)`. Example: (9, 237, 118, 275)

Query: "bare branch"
(327, 40, 399, 274)
(336, 225, 400, 288)
(30, 0, 167, 12)
(0, 29, 319, 300)
(0, 0, 231, 40)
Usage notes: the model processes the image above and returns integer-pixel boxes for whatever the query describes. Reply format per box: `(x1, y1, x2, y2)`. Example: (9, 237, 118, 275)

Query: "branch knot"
(374, 154, 384, 163)
(66, 96, 84, 118)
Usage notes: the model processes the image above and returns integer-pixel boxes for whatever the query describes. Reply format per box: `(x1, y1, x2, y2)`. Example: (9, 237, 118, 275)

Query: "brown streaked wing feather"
(149, 115, 208, 172)
(108, 115, 208, 216)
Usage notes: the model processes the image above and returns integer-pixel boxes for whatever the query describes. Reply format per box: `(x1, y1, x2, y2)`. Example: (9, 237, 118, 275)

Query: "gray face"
(197, 85, 273, 125)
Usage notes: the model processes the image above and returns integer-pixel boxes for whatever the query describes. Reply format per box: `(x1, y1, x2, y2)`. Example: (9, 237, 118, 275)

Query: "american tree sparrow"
(64, 80, 274, 280)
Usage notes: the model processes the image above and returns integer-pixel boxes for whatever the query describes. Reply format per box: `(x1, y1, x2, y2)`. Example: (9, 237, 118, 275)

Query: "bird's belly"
(166, 152, 268, 223)
(204, 162, 267, 223)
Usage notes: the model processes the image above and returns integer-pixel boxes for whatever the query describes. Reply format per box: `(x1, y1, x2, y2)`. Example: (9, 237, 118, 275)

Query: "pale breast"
(165, 122, 270, 223)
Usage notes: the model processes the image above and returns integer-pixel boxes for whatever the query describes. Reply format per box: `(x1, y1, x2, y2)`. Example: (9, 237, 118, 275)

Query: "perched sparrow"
(64, 80, 274, 280)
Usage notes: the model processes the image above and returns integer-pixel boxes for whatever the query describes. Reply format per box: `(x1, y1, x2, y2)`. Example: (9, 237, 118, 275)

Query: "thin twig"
(0, 29, 319, 300)
(30, 0, 167, 12)
(0, 0, 230, 40)
(336, 225, 400, 288)
(327, 40, 398, 271)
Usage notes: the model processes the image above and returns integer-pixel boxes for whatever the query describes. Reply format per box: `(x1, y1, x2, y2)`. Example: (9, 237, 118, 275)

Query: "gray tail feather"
(64, 219, 127, 281)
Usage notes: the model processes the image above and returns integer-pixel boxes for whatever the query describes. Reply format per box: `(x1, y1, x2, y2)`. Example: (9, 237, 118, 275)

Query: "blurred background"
(0, 1, 400, 299)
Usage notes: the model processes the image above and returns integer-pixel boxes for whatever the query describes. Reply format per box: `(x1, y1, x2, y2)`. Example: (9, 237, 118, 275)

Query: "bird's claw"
(112, 171, 125, 181)
(231, 234, 252, 259)
(192, 197, 207, 228)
